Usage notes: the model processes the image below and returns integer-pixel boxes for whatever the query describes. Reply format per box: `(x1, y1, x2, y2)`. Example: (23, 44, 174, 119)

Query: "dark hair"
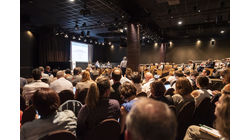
(52, 69, 59, 77)
(160, 78, 167, 84)
(65, 69, 72, 75)
(184, 69, 190, 76)
(131, 72, 141, 84)
(204, 69, 210, 76)
(174, 70, 184, 77)
(32, 68, 42, 80)
(58, 90, 74, 105)
(175, 77, 193, 96)
(73, 67, 80, 75)
(112, 68, 122, 82)
(96, 77, 111, 97)
(32, 88, 60, 118)
(196, 76, 209, 88)
(191, 70, 199, 77)
(150, 80, 166, 97)
(119, 82, 137, 99)
(75, 88, 88, 104)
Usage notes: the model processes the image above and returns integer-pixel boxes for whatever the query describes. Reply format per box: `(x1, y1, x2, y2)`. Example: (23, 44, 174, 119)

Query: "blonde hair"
(85, 83, 99, 109)
(82, 70, 91, 82)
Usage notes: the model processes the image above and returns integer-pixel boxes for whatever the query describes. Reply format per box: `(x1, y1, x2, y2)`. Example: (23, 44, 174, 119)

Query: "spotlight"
(56, 33, 59, 36)
(64, 34, 68, 38)
(108, 42, 112, 45)
(84, 39, 87, 42)
(111, 45, 114, 49)
(90, 40, 93, 43)
(95, 41, 98, 44)
(220, 30, 225, 34)
(102, 42, 105, 46)
(72, 36, 76, 40)
(154, 43, 158, 47)
(178, 21, 182, 25)
(170, 16, 174, 19)
(69, 0, 74, 2)
(142, 36, 145, 39)
(78, 37, 81, 41)
(119, 29, 124, 33)
(198, 10, 201, 13)
(60, 32, 64, 35)
(98, 42, 101, 45)
(124, 27, 127, 30)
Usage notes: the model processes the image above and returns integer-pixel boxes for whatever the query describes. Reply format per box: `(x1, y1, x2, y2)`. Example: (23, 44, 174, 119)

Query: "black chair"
(21, 105, 36, 125)
(88, 118, 121, 140)
(193, 98, 214, 127)
(39, 130, 76, 140)
(176, 100, 195, 140)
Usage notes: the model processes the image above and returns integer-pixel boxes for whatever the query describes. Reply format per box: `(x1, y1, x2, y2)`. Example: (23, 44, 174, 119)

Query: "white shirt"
(110, 76, 132, 85)
(194, 89, 213, 107)
(76, 80, 95, 91)
(50, 77, 73, 93)
(22, 80, 49, 104)
(120, 60, 127, 68)
(142, 78, 155, 97)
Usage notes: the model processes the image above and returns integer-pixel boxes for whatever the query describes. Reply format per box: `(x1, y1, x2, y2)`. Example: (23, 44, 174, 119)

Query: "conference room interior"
(19, 0, 231, 140)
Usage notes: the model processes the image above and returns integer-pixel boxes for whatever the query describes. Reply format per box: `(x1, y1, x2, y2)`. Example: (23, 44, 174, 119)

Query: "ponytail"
(85, 83, 100, 109)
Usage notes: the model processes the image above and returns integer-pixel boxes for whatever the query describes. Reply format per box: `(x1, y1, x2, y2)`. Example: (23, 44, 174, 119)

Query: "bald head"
(145, 72, 153, 82)
(56, 71, 65, 79)
(125, 98, 177, 140)
(112, 68, 122, 82)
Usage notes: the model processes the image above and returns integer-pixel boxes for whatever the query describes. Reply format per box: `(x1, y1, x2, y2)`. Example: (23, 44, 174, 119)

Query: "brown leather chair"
(88, 118, 121, 140)
(39, 130, 76, 140)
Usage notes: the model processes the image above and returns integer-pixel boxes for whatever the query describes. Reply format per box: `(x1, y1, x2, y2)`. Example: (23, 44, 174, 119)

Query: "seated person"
(150, 80, 174, 106)
(191, 76, 213, 107)
(125, 98, 177, 140)
(184, 90, 230, 140)
(76, 77, 120, 140)
(20, 88, 77, 140)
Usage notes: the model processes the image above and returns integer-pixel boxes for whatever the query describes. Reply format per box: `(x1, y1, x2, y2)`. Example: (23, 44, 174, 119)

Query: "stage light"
(198, 10, 201, 13)
(178, 21, 182, 25)
(27, 30, 33, 37)
(119, 29, 124, 33)
(102, 42, 105, 46)
(55, 33, 59, 36)
(154, 43, 158, 47)
(220, 30, 225, 34)
(64, 34, 68, 38)
(95, 41, 98, 44)
(90, 40, 93, 43)
(72, 36, 76, 40)
(78, 37, 81, 41)
(69, 0, 74, 2)
(60, 32, 64, 35)
(142, 36, 145, 39)
(111, 45, 114, 49)
(108, 42, 112, 45)
(84, 39, 87, 42)
(124, 27, 127, 30)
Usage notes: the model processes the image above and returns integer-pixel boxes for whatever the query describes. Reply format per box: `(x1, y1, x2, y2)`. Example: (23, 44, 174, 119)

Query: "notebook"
(199, 125, 221, 138)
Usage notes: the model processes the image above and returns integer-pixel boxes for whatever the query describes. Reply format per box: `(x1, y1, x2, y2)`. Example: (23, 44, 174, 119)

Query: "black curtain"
(36, 26, 70, 67)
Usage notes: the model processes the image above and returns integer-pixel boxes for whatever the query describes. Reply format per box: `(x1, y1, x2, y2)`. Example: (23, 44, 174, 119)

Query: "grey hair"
(125, 98, 177, 140)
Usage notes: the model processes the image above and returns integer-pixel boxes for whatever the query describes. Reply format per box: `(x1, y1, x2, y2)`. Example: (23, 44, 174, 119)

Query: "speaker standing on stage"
(120, 57, 127, 76)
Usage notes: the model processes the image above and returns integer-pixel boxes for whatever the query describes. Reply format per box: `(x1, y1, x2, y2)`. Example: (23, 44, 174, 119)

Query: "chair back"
(39, 130, 76, 140)
(176, 100, 195, 140)
(58, 100, 83, 117)
(91, 118, 120, 140)
(193, 97, 214, 127)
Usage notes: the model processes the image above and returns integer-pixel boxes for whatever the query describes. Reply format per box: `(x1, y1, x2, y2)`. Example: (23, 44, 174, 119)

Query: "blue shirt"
(122, 99, 137, 112)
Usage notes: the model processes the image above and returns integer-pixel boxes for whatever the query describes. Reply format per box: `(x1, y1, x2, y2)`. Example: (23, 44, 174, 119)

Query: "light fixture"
(169, 41, 173, 47)
(98, 42, 101, 45)
(64, 34, 68, 38)
(124, 27, 127, 30)
(198, 10, 201, 13)
(178, 21, 182, 25)
(111, 45, 114, 49)
(142, 36, 145, 39)
(95, 41, 97, 44)
(72, 36, 76, 40)
(210, 38, 215, 46)
(78, 37, 81, 41)
(197, 40, 201, 44)
(220, 30, 225, 34)
(60, 32, 64, 35)
(84, 39, 87, 42)
(69, 0, 75, 2)
(55, 33, 59, 36)
(102, 42, 105, 46)
(154, 43, 158, 47)
(89, 40, 93, 43)
(119, 29, 124, 33)
(108, 42, 112, 45)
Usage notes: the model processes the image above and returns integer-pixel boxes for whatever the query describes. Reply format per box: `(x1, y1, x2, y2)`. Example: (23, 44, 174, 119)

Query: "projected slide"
(71, 41, 88, 62)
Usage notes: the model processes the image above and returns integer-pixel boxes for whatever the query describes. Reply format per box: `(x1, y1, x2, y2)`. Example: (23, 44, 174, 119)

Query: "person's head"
(45, 66, 51, 72)
(123, 56, 127, 60)
(131, 72, 141, 84)
(191, 70, 199, 79)
(81, 70, 91, 82)
(150, 80, 166, 97)
(119, 82, 137, 101)
(85, 83, 99, 109)
(184, 69, 190, 76)
(56, 70, 65, 79)
(39, 66, 45, 73)
(221, 68, 230, 84)
(52, 69, 59, 77)
(58, 90, 74, 105)
(96, 76, 111, 97)
(196, 76, 209, 89)
(75, 88, 89, 104)
(65, 69, 72, 75)
(32, 68, 42, 80)
(175, 77, 193, 96)
(215, 94, 230, 139)
(174, 70, 184, 79)
(125, 98, 177, 140)
(202, 69, 210, 76)
(144, 72, 153, 82)
(73, 67, 80, 75)
(32, 88, 60, 118)
(126, 68, 133, 76)
(221, 84, 230, 95)
(112, 68, 122, 82)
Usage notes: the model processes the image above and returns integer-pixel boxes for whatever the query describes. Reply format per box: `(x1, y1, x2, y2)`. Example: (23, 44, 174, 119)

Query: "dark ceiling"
(21, 0, 230, 45)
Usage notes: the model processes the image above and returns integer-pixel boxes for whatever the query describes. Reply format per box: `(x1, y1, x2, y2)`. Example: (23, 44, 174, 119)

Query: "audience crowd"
(20, 58, 230, 140)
